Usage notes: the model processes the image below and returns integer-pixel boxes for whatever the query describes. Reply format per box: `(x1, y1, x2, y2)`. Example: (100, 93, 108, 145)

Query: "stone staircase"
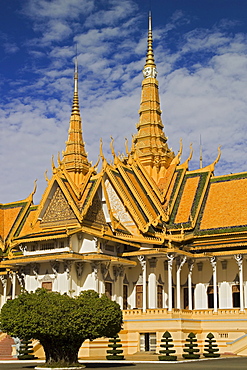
(0, 335, 16, 360)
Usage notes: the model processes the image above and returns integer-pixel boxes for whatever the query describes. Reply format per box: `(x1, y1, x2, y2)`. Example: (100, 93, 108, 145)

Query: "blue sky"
(1, 0, 247, 204)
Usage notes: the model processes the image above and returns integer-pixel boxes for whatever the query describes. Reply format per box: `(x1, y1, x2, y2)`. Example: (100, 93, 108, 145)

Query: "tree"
(182, 332, 200, 359)
(203, 332, 220, 358)
(158, 331, 177, 361)
(0, 289, 122, 366)
(106, 334, 124, 360)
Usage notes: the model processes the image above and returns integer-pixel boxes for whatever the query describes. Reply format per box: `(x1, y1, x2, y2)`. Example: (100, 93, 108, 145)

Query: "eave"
(0, 251, 136, 267)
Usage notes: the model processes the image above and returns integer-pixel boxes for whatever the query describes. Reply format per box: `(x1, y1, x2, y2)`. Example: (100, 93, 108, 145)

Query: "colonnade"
(136, 253, 245, 312)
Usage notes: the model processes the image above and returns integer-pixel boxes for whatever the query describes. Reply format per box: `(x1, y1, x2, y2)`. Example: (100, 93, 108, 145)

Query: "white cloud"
(23, 0, 95, 20)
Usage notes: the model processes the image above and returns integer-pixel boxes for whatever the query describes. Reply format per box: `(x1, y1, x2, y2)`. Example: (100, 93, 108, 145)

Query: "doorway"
(140, 333, 156, 352)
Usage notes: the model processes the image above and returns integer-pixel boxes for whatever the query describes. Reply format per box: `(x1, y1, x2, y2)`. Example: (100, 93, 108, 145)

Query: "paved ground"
(1, 357, 247, 370)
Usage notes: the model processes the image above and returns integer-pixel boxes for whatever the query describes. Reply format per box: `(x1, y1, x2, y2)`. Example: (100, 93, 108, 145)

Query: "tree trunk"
(41, 338, 82, 365)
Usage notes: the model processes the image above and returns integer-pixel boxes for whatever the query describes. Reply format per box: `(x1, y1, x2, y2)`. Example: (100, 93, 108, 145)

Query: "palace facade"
(1, 15, 247, 357)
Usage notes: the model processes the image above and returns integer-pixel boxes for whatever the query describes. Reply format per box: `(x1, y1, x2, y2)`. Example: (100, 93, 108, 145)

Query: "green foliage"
(18, 338, 37, 360)
(0, 289, 123, 365)
(182, 332, 200, 359)
(203, 332, 220, 358)
(158, 331, 177, 361)
(106, 334, 124, 360)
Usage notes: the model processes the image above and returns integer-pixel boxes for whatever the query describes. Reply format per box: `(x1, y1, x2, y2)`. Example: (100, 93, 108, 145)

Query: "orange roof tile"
(3, 206, 22, 239)
(200, 178, 247, 230)
(175, 176, 200, 224)
(18, 208, 41, 237)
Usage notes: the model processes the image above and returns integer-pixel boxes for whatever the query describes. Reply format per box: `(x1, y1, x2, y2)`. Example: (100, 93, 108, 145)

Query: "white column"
(148, 258, 157, 309)
(167, 254, 175, 312)
(0, 276, 7, 307)
(210, 257, 218, 313)
(10, 272, 16, 300)
(91, 262, 100, 293)
(235, 254, 244, 312)
(176, 256, 186, 309)
(188, 260, 194, 310)
(113, 265, 124, 308)
(118, 274, 123, 309)
(138, 256, 147, 312)
(64, 260, 73, 295)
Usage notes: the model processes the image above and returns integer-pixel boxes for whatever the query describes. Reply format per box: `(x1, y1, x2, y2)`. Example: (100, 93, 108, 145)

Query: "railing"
(123, 307, 246, 318)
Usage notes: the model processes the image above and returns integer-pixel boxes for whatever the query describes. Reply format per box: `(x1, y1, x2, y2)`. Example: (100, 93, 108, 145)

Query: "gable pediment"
(41, 186, 77, 226)
(84, 192, 107, 227)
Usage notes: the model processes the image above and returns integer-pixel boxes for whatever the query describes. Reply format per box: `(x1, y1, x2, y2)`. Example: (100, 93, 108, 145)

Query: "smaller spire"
(143, 11, 157, 79)
(62, 57, 91, 184)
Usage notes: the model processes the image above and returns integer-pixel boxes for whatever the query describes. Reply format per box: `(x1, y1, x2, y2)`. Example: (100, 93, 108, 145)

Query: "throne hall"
(1, 14, 247, 356)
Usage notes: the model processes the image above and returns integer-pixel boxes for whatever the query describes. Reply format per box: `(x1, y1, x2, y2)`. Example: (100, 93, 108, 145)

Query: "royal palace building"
(1, 14, 247, 357)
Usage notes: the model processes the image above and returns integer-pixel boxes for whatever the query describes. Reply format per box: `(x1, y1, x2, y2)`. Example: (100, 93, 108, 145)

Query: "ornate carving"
(91, 262, 100, 280)
(85, 194, 107, 225)
(30, 263, 40, 278)
(113, 265, 124, 281)
(63, 260, 73, 278)
(19, 245, 27, 254)
(235, 254, 243, 270)
(138, 255, 146, 271)
(0, 276, 7, 288)
(50, 261, 60, 276)
(101, 262, 110, 279)
(167, 254, 175, 272)
(9, 271, 15, 284)
(210, 257, 217, 273)
(75, 262, 84, 279)
(42, 187, 77, 224)
(176, 256, 187, 272)
(17, 267, 25, 287)
(105, 179, 135, 229)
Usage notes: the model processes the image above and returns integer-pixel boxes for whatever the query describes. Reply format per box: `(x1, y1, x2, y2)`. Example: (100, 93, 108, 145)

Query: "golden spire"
(62, 57, 91, 185)
(133, 12, 174, 182)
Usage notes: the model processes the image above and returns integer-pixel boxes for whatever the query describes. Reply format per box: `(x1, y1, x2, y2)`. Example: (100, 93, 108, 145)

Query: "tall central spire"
(133, 12, 174, 182)
(62, 58, 91, 185)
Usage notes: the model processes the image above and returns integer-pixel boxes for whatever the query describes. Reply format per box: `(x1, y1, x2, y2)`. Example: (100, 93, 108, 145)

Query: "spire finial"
(143, 11, 157, 79)
(149, 10, 152, 31)
(71, 52, 80, 115)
